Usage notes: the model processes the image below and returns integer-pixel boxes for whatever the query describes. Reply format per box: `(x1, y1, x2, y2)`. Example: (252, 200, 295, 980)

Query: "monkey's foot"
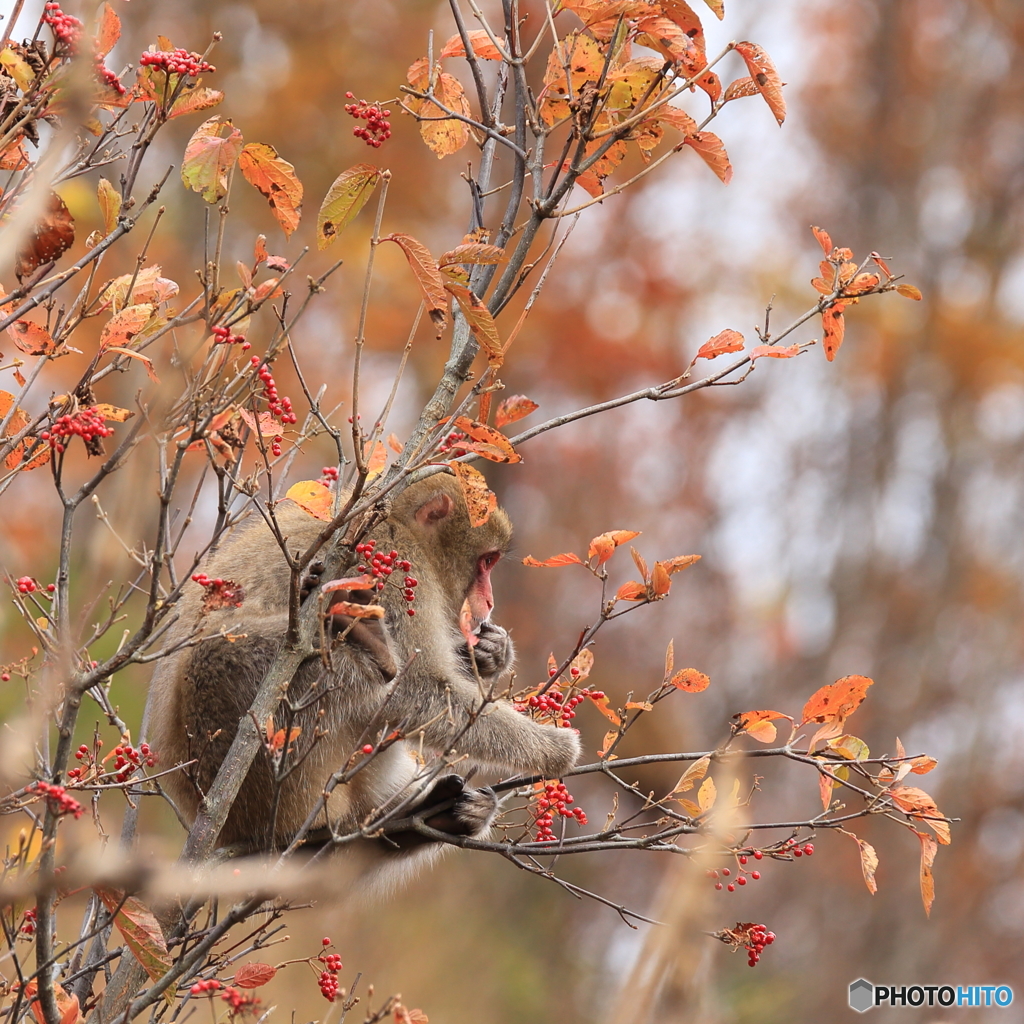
(422, 775, 498, 838)
(460, 621, 514, 679)
(299, 560, 325, 602)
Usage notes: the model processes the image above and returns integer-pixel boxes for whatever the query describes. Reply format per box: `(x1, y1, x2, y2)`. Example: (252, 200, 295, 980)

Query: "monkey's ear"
(415, 491, 454, 526)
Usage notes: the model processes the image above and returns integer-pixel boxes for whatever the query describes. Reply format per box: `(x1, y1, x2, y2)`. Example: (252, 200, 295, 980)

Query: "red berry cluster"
(96, 63, 125, 95)
(212, 324, 250, 350)
(317, 937, 343, 1002)
(20, 908, 36, 935)
(43, 3, 82, 49)
(526, 687, 605, 728)
(110, 742, 155, 782)
(16, 577, 36, 594)
(789, 840, 814, 857)
(534, 780, 587, 840)
(221, 986, 259, 1016)
(32, 780, 84, 819)
(190, 979, 222, 995)
(140, 48, 215, 76)
(41, 407, 114, 453)
(344, 93, 391, 148)
(320, 466, 339, 483)
(355, 540, 417, 614)
(744, 923, 775, 967)
(709, 863, 760, 892)
(190, 573, 245, 608)
(439, 430, 468, 454)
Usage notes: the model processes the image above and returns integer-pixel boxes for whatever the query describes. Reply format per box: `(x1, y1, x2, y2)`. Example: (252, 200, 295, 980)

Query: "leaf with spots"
(316, 163, 381, 250)
(238, 143, 303, 238)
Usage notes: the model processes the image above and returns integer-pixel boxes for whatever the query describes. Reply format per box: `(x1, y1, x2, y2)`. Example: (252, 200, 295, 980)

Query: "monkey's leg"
(378, 774, 497, 852)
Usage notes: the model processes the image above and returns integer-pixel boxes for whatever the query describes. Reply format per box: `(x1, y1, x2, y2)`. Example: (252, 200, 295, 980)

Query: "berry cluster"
(708, 863, 760, 892)
(110, 742, 155, 782)
(43, 3, 82, 49)
(344, 93, 391, 148)
(190, 573, 245, 608)
(20, 908, 36, 935)
(317, 938, 343, 1002)
(41, 407, 114, 453)
(190, 980, 222, 995)
(354, 540, 417, 614)
(320, 466, 339, 484)
(96, 63, 125, 95)
(787, 839, 814, 857)
(743, 923, 775, 967)
(526, 686, 605, 728)
(140, 48, 215, 76)
(212, 324, 250, 350)
(32, 780, 84, 819)
(221, 986, 259, 1016)
(534, 780, 587, 840)
(438, 429, 468, 454)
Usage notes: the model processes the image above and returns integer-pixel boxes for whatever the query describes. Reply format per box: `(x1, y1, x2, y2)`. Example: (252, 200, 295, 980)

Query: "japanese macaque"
(146, 472, 579, 878)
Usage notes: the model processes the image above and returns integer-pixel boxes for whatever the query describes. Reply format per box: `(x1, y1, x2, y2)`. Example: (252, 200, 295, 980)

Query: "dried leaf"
(733, 709, 792, 744)
(168, 86, 224, 120)
(668, 755, 710, 797)
(890, 786, 951, 845)
(588, 691, 622, 727)
(438, 243, 506, 267)
(444, 282, 502, 364)
(285, 480, 334, 522)
(697, 776, 716, 812)
(103, 347, 160, 382)
(615, 580, 647, 601)
(723, 76, 758, 102)
(734, 41, 785, 125)
(16, 192, 75, 280)
(523, 552, 584, 567)
(570, 649, 594, 682)
(364, 439, 387, 479)
(651, 559, 671, 596)
(494, 395, 538, 427)
(695, 328, 743, 360)
(915, 829, 937, 916)
(749, 343, 801, 361)
(181, 116, 243, 204)
(94, 3, 120, 57)
(234, 963, 277, 989)
(448, 415, 522, 464)
(238, 142, 303, 238)
(661, 553, 701, 574)
(383, 234, 448, 328)
(624, 700, 654, 711)
(99, 304, 155, 350)
(811, 225, 832, 255)
(7, 320, 54, 355)
(839, 828, 878, 895)
(406, 58, 471, 157)
(801, 675, 872, 727)
(896, 283, 922, 301)
(317, 164, 381, 250)
(598, 729, 619, 758)
(439, 30, 504, 60)
(683, 131, 732, 184)
(95, 889, 171, 985)
(664, 638, 674, 679)
(0, 48, 35, 91)
(97, 178, 121, 235)
(448, 461, 498, 527)
(669, 667, 710, 692)
(92, 403, 134, 423)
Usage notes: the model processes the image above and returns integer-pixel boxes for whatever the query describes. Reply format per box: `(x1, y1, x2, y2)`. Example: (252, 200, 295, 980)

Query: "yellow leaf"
(697, 776, 716, 812)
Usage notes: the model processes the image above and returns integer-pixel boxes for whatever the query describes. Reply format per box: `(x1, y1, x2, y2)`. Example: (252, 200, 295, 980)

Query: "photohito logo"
(848, 979, 1014, 1012)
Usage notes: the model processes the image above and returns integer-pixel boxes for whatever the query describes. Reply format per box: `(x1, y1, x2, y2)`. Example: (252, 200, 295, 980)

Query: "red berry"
(737, 876, 746, 885)
(751, 871, 760, 880)
(361, 744, 373, 754)
(727, 883, 735, 892)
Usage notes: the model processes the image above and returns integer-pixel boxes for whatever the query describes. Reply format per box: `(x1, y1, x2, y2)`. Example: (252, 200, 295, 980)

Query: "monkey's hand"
(326, 587, 398, 683)
(534, 725, 581, 780)
(417, 774, 498, 838)
(459, 621, 514, 680)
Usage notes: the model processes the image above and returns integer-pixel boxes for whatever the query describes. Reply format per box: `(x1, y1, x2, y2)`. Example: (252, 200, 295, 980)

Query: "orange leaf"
(444, 282, 502, 365)
(96, 177, 121, 235)
(625, 700, 654, 711)
(890, 786, 951, 845)
(523, 552, 584, 567)
(839, 828, 879, 895)
(494, 395, 538, 427)
(819, 770, 834, 811)
(94, 3, 120, 57)
(286, 480, 334, 522)
(668, 667, 710, 692)
(733, 709, 792, 744)
(570, 648, 595, 682)
(750, 343, 801, 361)
(896, 283, 922, 300)
(363, 439, 387, 478)
(915, 829, 937, 917)
(95, 889, 171, 985)
(450, 416, 521, 463)
(695, 328, 743, 360)
(801, 675, 873, 727)
(7, 320, 54, 355)
(439, 30, 504, 60)
(238, 143, 303, 238)
(406, 58, 471, 157)
(663, 638, 674, 680)
(448, 461, 497, 527)
(683, 131, 732, 183)
(438, 243, 506, 267)
(103, 347, 159, 382)
(328, 600, 385, 619)
(589, 692, 621, 726)
(844, 272, 880, 296)
(588, 529, 641, 564)
(181, 116, 243, 203)
(99, 304, 154, 350)
(321, 575, 375, 594)
(317, 163, 381, 249)
(651, 559, 671, 596)
(234, 963, 277, 989)
(383, 233, 448, 329)
(811, 225, 832, 255)
(667, 755, 710, 797)
(734, 41, 786, 125)
(15, 192, 75, 280)
(22, 980, 81, 1024)
(661, 553, 700, 574)
(723, 76, 759, 102)
(598, 729, 619, 759)
(615, 581, 647, 601)
(168, 86, 224, 120)
(631, 547, 649, 582)
(821, 302, 846, 361)
(387, 432, 403, 454)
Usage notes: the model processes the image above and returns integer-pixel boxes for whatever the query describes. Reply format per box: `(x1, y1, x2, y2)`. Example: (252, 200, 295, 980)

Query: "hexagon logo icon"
(849, 978, 874, 1013)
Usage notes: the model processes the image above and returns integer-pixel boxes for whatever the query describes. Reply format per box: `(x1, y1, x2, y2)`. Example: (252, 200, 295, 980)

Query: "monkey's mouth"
(459, 596, 489, 647)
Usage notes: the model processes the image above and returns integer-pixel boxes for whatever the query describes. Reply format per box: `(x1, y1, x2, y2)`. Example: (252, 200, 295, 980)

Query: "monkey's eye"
(479, 551, 501, 572)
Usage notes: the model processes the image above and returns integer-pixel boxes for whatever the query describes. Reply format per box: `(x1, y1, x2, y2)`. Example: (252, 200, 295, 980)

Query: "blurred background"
(2, 0, 1023, 1020)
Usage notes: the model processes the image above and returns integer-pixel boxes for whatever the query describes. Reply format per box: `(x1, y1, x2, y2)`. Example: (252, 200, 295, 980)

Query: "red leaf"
(695, 328, 743, 360)
(749, 343, 801, 361)
(383, 234, 448, 329)
(821, 302, 846, 361)
(588, 529, 641, 564)
(683, 131, 732, 183)
(7, 320, 55, 355)
(494, 395, 538, 427)
(615, 580, 648, 601)
(15, 192, 75, 280)
(811, 225, 832, 255)
(234, 963, 277, 989)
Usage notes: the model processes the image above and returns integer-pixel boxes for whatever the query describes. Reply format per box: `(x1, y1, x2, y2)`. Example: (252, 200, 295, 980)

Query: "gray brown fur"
(146, 474, 579, 863)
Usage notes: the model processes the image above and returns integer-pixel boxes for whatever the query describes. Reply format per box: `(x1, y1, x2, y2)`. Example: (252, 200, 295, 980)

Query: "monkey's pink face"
(459, 550, 502, 647)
